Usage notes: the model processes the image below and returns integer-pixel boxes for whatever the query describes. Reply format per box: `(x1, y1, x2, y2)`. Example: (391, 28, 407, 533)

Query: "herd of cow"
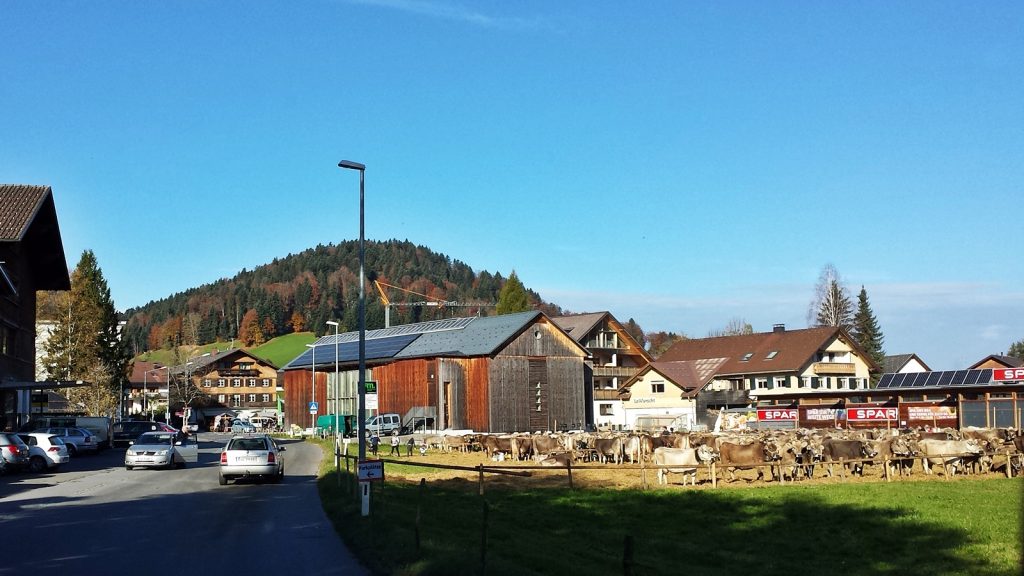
(422, 426, 1023, 487)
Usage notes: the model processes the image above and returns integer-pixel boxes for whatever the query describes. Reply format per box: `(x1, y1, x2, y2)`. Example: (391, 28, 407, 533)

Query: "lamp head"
(338, 160, 365, 171)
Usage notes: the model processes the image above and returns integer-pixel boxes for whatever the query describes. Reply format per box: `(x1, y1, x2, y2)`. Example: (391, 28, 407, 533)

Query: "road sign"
(309, 401, 319, 414)
(358, 459, 385, 482)
(365, 393, 378, 410)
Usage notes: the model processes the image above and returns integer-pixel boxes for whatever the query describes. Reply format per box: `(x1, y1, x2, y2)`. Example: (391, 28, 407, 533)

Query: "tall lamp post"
(339, 159, 368, 517)
(326, 320, 340, 439)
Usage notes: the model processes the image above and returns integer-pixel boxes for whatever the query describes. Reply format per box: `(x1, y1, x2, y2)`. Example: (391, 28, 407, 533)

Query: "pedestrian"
(406, 436, 415, 456)
(370, 433, 380, 456)
(389, 431, 401, 456)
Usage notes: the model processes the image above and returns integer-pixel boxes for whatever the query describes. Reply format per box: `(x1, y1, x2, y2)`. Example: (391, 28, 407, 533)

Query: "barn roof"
(282, 311, 577, 370)
(0, 184, 70, 290)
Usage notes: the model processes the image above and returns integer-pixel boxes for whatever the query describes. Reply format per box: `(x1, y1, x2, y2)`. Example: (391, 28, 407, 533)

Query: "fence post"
(884, 458, 891, 482)
(480, 499, 489, 576)
(1006, 453, 1012, 478)
(711, 461, 717, 488)
(623, 534, 634, 576)
(839, 458, 846, 482)
(477, 464, 485, 496)
(640, 459, 647, 490)
(567, 460, 574, 490)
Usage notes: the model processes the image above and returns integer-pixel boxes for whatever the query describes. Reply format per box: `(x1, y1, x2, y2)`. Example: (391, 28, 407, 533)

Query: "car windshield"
(136, 433, 174, 445)
(228, 438, 268, 451)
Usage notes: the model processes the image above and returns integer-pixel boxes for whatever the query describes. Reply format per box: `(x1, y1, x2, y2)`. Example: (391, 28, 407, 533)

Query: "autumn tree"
(808, 263, 853, 330)
(623, 318, 647, 348)
(289, 310, 306, 333)
(238, 309, 265, 346)
(495, 271, 532, 314)
(646, 331, 687, 358)
(41, 250, 131, 417)
(708, 317, 754, 337)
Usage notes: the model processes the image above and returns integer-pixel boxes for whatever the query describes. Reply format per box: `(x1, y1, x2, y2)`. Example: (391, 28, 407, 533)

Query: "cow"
(511, 435, 533, 461)
(654, 445, 718, 486)
(442, 435, 471, 453)
(624, 434, 654, 463)
(537, 451, 575, 467)
(888, 436, 920, 476)
(822, 439, 878, 477)
(530, 435, 563, 458)
(480, 435, 514, 458)
(719, 441, 777, 482)
(917, 439, 984, 476)
(591, 437, 624, 465)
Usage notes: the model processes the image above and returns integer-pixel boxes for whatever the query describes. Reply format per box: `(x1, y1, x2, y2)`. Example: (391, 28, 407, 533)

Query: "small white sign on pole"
(358, 459, 384, 482)
(365, 393, 378, 410)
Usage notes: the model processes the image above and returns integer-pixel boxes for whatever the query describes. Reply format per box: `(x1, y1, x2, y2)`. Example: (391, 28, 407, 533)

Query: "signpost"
(309, 401, 319, 415)
(358, 459, 385, 482)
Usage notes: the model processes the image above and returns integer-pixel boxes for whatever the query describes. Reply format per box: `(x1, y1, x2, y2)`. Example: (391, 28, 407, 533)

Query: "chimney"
(773, 324, 785, 333)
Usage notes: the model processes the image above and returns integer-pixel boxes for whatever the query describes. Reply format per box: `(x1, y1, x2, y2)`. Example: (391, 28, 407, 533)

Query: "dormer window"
(740, 353, 753, 362)
(766, 351, 778, 360)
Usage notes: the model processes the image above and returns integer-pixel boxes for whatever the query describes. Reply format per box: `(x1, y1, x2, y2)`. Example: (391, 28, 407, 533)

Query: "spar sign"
(848, 407, 898, 421)
(994, 368, 1024, 381)
(757, 409, 798, 421)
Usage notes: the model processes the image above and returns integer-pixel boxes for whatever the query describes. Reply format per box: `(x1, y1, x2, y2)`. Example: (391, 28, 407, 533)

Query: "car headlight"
(126, 450, 137, 456)
(156, 450, 169, 456)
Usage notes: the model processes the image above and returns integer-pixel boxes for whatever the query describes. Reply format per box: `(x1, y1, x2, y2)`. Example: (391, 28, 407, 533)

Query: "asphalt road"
(0, 433, 368, 576)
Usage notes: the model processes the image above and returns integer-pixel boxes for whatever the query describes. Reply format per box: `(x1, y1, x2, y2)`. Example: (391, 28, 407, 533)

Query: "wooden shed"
(281, 311, 589, 433)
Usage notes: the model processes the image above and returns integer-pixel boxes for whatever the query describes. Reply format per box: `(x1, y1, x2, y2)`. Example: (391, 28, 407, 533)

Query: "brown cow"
(591, 437, 624, 465)
(719, 441, 776, 482)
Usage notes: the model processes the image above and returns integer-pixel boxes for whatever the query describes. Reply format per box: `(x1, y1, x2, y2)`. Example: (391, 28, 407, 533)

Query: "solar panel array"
(314, 316, 476, 346)
(875, 369, 995, 389)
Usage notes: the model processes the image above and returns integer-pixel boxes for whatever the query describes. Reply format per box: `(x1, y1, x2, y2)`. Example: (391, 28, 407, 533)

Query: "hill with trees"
(114, 239, 564, 355)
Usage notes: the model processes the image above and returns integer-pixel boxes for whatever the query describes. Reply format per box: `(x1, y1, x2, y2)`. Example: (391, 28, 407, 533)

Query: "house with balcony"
(616, 358, 727, 431)
(552, 312, 651, 430)
(657, 324, 879, 406)
(181, 349, 280, 419)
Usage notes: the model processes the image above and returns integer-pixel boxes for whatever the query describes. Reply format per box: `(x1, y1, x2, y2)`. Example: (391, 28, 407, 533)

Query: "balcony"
(592, 366, 640, 378)
(813, 362, 855, 375)
(593, 389, 624, 401)
(218, 369, 261, 377)
(697, 389, 751, 406)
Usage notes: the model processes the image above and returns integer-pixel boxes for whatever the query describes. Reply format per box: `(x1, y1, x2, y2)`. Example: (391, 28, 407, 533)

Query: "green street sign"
(364, 381, 377, 394)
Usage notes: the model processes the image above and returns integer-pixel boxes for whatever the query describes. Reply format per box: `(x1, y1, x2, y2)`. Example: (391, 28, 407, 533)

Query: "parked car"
(231, 419, 256, 433)
(112, 420, 175, 447)
(365, 413, 402, 435)
(0, 432, 31, 471)
(33, 427, 99, 456)
(219, 434, 285, 485)
(125, 431, 199, 470)
(17, 433, 70, 473)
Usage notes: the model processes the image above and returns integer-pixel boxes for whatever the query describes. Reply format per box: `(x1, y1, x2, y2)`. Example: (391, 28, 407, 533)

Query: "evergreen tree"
(623, 318, 647, 348)
(808, 264, 853, 330)
(1008, 339, 1024, 361)
(42, 250, 131, 417)
(495, 271, 532, 314)
(852, 286, 886, 371)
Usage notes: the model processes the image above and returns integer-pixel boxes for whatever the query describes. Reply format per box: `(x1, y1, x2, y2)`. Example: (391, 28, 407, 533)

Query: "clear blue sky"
(3, 1, 1021, 370)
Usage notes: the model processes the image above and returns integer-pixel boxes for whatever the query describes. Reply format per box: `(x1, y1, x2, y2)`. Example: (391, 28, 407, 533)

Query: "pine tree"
(495, 271, 532, 314)
(852, 286, 885, 372)
(1007, 339, 1024, 361)
(42, 250, 131, 417)
(624, 318, 647, 348)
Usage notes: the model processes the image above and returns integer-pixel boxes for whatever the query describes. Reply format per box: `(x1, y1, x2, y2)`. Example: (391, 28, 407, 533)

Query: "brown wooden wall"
(282, 369, 327, 429)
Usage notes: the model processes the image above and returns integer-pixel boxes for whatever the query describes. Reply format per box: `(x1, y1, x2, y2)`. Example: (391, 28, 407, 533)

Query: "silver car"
(34, 427, 99, 456)
(125, 432, 199, 470)
(218, 434, 285, 485)
(17, 433, 70, 473)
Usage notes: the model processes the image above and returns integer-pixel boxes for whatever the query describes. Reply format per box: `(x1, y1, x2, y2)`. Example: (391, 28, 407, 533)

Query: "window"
(203, 379, 212, 388)
(217, 378, 225, 387)
(248, 378, 257, 387)
(217, 394, 226, 403)
(766, 351, 778, 360)
(0, 324, 13, 356)
(651, 380, 665, 394)
(599, 404, 613, 416)
(232, 378, 241, 387)
(802, 377, 811, 388)
(740, 352, 753, 362)
(773, 376, 787, 388)
(238, 362, 253, 370)
(261, 394, 270, 403)
(262, 378, 270, 387)
(755, 377, 769, 390)
(231, 394, 241, 407)
(248, 394, 257, 403)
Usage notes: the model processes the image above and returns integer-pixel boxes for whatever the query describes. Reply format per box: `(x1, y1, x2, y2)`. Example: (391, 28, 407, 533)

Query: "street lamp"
(305, 343, 316, 430)
(339, 158, 368, 517)
(326, 320, 340, 439)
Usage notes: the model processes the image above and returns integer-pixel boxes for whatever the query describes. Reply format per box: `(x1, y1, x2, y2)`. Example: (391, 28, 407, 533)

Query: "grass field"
(134, 332, 314, 368)
(314, 440, 1023, 576)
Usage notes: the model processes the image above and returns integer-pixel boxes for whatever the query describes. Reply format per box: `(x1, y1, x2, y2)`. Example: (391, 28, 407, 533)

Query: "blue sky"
(3, 1, 1021, 370)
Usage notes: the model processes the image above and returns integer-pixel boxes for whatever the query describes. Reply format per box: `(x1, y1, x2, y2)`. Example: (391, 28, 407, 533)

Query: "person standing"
(389, 431, 401, 456)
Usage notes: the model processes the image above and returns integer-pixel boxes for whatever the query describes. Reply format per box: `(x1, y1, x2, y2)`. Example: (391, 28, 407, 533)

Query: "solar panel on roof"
(924, 372, 942, 387)
(889, 373, 907, 388)
(876, 374, 895, 388)
(936, 371, 954, 387)
(978, 369, 993, 384)
(964, 370, 982, 385)
(909, 373, 928, 387)
(950, 370, 968, 386)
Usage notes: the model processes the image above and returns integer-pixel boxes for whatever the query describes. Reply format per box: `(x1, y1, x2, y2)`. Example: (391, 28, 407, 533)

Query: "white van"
(365, 413, 401, 435)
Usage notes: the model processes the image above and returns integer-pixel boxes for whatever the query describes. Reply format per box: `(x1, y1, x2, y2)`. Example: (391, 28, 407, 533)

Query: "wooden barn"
(280, 311, 589, 433)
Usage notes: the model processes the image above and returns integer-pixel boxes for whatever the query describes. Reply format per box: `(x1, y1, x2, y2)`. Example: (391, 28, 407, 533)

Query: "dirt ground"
(360, 444, 1019, 492)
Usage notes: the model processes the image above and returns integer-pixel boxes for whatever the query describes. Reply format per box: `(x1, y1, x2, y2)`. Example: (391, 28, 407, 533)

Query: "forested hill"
(120, 239, 563, 355)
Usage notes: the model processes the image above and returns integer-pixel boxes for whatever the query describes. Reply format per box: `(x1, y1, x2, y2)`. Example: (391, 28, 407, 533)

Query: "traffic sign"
(309, 401, 319, 414)
(358, 459, 385, 482)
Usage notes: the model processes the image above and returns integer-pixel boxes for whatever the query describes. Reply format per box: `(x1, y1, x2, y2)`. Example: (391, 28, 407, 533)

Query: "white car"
(125, 432, 199, 470)
(219, 434, 285, 485)
(17, 433, 70, 473)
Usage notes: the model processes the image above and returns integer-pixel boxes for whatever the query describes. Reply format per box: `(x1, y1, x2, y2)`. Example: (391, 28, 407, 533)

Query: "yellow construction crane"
(373, 279, 495, 327)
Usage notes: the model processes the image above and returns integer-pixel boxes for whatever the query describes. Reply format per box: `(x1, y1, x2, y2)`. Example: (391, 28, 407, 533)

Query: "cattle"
(511, 435, 533, 461)
(529, 435, 563, 458)
(719, 441, 777, 482)
(799, 438, 824, 479)
(591, 437, 624, 465)
(624, 434, 654, 463)
(888, 436, 920, 476)
(442, 434, 471, 453)
(654, 445, 717, 486)
(917, 439, 984, 476)
(480, 435, 514, 457)
(822, 439, 878, 477)
(537, 452, 575, 467)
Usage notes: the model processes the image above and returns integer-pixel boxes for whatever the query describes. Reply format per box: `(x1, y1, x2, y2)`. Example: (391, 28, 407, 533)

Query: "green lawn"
(315, 443, 1022, 576)
(134, 332, 314, 368)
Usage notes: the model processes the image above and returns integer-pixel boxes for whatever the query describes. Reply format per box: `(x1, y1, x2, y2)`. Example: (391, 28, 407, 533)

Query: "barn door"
(529, 359, 548, 432)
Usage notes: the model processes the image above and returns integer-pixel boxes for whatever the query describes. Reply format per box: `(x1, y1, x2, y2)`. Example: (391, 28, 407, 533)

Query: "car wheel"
(218, 474, 227, 485)
(29, 456, 47, 473)
(125, 465, 132, 470)
(66, 444, 78, 457)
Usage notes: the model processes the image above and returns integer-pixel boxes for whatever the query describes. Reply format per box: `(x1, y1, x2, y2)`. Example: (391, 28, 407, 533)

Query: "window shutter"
(811, 377, 819, 389)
